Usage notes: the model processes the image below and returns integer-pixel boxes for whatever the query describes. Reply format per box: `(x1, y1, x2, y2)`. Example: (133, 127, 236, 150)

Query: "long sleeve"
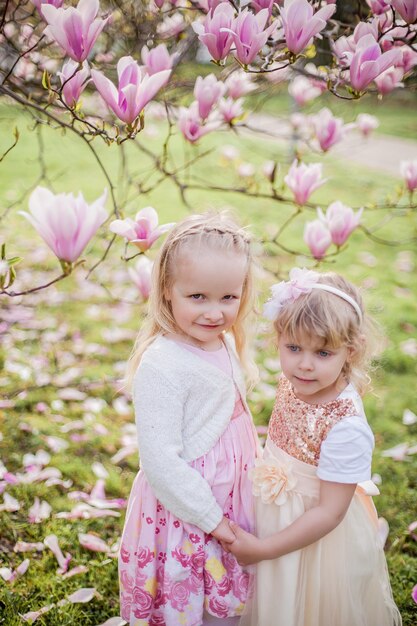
(133, 361, 224, 534)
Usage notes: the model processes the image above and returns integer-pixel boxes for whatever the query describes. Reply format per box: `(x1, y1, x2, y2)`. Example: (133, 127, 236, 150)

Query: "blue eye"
(190, 294, 204, 300)
(318, 350, 330, 358)
(223, 295, 237, 301)
(287, 345, 299, 352)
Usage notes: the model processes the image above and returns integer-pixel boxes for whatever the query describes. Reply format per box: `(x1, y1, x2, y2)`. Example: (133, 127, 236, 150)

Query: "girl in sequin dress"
(225, 268, 402, 626)
(119, 213, 259, 626)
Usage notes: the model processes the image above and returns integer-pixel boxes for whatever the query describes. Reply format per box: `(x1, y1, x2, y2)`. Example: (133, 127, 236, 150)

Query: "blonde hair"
(125, 212, 258, 389)
(273, 272, 381, 395)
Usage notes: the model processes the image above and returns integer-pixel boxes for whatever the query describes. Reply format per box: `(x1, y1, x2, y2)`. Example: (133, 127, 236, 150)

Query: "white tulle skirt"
(240, 440, 402, 626)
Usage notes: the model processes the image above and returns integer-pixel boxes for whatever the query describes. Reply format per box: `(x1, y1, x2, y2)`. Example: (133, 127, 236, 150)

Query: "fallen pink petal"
(96, 618, 127, 626)
(62, 565, 89, 579)
(79, 532, 110, 552)
(408, 520, 417, 542)
(43, 534, 72, 574)
(66, 587, 97, 603)
(21, 604, 55, 622)
(377, 517, 389, 548)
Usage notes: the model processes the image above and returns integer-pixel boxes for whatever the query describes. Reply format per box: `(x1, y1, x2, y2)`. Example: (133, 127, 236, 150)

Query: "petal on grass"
(377, 517, 389, 548)
(66, 587, 97, 603)
(62, 565, 89, 579)
(21, 604, 55, 622)
(381, 442, 410, 461)
(78, 532, 110, 552)
(403, 409, 417, 425)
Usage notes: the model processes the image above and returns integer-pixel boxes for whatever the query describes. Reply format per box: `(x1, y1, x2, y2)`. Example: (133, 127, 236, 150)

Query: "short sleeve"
(317, 417, 374, 483)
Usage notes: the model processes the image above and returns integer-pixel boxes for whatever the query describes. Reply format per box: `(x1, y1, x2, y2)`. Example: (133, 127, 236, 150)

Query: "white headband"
(263, 267, 363, 323)
(310, 283, 363, 322)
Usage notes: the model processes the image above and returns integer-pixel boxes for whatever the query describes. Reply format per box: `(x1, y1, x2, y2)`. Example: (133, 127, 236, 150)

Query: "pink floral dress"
(119, 342, 257, 626)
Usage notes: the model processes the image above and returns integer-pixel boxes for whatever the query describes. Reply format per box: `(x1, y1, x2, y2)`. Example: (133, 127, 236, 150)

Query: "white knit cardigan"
(132, 334, 250, 534)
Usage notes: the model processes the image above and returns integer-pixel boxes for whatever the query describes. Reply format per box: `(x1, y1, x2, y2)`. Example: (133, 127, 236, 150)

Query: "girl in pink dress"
(119, 213, 259, 626)
(226, 268, 401, 626)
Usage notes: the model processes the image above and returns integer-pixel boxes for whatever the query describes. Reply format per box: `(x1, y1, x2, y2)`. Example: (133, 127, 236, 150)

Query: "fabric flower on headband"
(263, 267, 319, 320)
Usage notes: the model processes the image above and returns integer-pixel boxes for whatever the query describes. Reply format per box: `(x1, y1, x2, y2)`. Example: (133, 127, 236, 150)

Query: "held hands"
(211, 517, 236, 544)
(220, 521, 266, 566)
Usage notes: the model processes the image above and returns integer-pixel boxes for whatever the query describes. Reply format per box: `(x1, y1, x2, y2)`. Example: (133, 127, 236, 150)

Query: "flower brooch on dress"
(249, 457, 297, 506)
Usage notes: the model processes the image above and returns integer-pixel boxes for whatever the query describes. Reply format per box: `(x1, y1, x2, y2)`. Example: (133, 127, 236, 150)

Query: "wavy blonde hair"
(273, 272, 381, 395)
(125, 212, 258, 390)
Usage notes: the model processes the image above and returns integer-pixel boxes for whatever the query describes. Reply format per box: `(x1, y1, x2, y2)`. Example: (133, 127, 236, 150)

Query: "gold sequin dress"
(240, 376, 402, 626)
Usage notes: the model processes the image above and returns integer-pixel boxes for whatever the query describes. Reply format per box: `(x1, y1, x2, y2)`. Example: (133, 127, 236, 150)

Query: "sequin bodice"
(268, 377, 358, 466)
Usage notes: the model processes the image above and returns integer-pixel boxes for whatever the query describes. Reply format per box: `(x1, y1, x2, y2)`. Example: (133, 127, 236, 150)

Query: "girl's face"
(278, 332, 350, 404)
(166, 247, 248, 351)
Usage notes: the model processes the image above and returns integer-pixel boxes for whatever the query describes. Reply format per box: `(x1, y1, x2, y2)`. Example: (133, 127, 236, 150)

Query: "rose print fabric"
(119, 406, 256, 626)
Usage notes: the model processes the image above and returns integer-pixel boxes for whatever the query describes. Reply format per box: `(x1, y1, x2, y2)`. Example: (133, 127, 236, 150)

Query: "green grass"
(1, 94, 417, 625)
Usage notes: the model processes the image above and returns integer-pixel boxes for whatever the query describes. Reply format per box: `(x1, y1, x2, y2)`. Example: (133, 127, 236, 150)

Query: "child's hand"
(211, 517, 236, 544)
(224, 522, 267, 566)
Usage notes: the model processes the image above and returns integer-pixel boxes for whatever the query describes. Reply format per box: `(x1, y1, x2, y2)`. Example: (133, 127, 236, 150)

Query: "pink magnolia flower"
(332, 35, 356, 67)
(158, 13, 186, 39)
(304, 219, 332, 259)
(177, 102, 220, 143)
(32, 0, 64, 20)
(412, 584, 417, 604)
(379, 12, 414, 50)
(231, 8, 279, 66)
(311, 108, 345, 152)
(348, 34, 401, 92)
(251, 0, 275, 16)
(352, 19, 380, 43)
(195, 0, 224, 12)
(224, 70, 256, 99)
(288, 75, 322, 106)
(91, 56, 171, 126)
(366, 0, 391, 13)
(284, 160, 327, 206)
(390, 0, 417, 23)
(42, 0, 109, 63)
(374, 66, 404, 94)
(218, 96, 244, 124)
(141, 44, 176, 75)
(318, 201, 363, 246)
(110, 206, 174, 251)
(194, 74, 225, 119)
(192, 3, 236, 62)
(128, 257, 153, 300)
(400, 160, 417, 192)
(397, 45, 417, 73)
(20, 187, 108, 264)
(332, 20, 380, 65)
(58, 59, 90, 108)
(279, 0, 336, 55)
(355, 113, 379, 137)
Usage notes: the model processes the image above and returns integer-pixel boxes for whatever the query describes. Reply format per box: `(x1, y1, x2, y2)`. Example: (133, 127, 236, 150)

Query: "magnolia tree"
(0, 0, 417, 297)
